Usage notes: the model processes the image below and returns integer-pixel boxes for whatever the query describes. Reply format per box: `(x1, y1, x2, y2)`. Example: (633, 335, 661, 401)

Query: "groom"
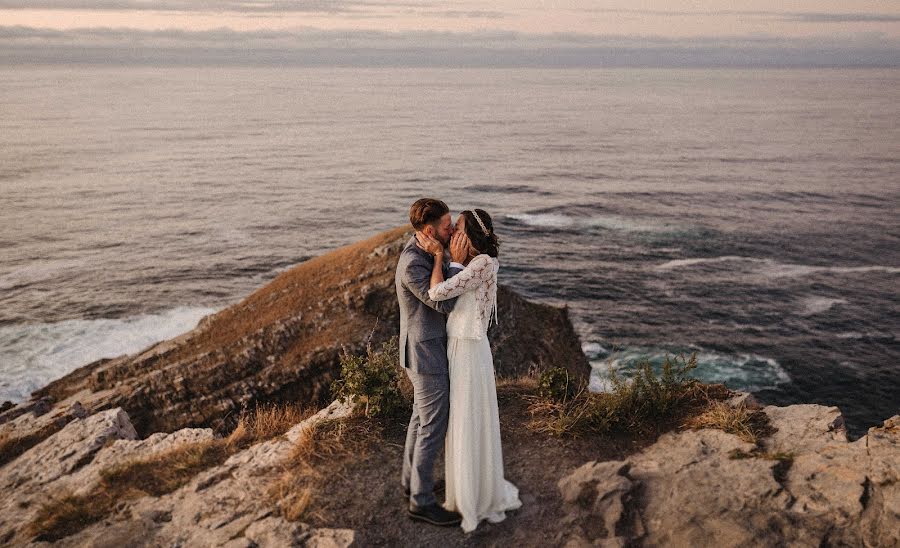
(397, 198, 468, 526)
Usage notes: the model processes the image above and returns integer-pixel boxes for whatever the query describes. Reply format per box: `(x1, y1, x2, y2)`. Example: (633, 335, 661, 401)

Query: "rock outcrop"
(557, 397, 900, 548)
(1, 227, 589, 458)
(0, 401, 355, 547)
(1, 389, 897, 546)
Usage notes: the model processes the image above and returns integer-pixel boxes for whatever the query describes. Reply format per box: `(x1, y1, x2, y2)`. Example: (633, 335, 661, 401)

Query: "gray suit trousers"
(401, 341, 450, 507)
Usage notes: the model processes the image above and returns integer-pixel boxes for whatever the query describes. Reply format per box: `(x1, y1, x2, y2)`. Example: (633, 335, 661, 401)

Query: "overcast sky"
(1, 0, 898, 66)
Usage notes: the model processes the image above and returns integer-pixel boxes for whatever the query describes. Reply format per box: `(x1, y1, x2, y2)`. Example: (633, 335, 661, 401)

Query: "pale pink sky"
(2, 0, 899, 39)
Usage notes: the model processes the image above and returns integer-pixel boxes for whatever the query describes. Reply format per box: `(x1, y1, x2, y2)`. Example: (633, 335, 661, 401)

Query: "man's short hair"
(409, 198, 449, 231)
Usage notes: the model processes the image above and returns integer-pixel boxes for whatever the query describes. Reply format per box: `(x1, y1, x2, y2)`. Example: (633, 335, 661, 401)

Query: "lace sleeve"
(428, 255, 494, 302)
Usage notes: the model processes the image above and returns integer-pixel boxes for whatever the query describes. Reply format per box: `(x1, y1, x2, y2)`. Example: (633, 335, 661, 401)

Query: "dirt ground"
(304, 380, 688, 547)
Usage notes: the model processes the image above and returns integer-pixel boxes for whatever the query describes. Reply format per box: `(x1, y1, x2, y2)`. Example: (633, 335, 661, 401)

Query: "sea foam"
(507, 212, 684, 233)
(0, 306, 217, 403)
(656, 256, 900, 278)
(588, 345, 791, 394)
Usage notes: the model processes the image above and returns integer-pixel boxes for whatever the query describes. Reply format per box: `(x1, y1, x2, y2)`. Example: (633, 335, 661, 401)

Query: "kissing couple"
(396, 198, 522, 533)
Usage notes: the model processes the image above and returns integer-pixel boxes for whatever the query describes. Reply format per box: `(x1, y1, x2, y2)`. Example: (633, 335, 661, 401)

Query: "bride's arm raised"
(427, 254, 493, 302)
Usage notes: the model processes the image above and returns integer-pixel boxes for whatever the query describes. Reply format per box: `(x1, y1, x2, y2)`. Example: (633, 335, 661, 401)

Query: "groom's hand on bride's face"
(416, 232, 443, 256)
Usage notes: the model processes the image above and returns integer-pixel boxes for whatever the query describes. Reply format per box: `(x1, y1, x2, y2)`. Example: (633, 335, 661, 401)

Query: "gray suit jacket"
(396, 236, 464, 374)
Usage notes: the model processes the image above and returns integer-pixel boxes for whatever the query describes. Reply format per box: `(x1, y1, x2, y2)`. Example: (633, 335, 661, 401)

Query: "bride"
(416, 208, 522, 533)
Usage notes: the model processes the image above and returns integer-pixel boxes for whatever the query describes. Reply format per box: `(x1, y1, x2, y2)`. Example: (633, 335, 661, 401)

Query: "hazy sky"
(1, 1, 898, 66)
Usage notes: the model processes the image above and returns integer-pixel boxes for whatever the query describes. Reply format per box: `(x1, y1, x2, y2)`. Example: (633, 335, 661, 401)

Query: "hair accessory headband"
(471, 210, 490, 235)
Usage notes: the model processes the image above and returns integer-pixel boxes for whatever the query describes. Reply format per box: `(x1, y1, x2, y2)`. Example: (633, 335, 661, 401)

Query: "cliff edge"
(0, 227, 589, 459)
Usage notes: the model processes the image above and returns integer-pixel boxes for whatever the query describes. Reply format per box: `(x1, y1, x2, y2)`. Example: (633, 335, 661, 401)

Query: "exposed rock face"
(1, 389, 896, 546)
(0, 227, 589, 454)
(0, 401, 355, 547)
(558, 399, 900, 548)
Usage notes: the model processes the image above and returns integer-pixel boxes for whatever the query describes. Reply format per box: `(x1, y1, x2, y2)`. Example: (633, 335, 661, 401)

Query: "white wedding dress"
(428, 254, 522, 533)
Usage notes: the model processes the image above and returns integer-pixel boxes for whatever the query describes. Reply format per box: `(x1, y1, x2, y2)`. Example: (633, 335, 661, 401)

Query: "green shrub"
(603, 352, 699, 426)
(528, 353, 703, 436)
(331, 337, 407, 418)
(538, 367, 579, 403)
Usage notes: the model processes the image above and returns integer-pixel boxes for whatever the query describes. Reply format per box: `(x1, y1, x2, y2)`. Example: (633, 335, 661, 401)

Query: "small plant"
(538, 367, 579, 403)
(331, 337, 407, 418)
(527, 352, 705, 437)
(604, 353, 700, 427)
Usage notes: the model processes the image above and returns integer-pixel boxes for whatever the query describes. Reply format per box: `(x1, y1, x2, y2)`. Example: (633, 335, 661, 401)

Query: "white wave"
(835, 331, 895, 340)
(581, 341, 609, 358)
(507, 213, 683, 233)
(0, 306, 218, 403)
(592, 375, 631, 393)
(589, 347, 790, 394)
(584, 216, 683, 233)
(762, 263, 900, 278)
(799, 297, 847, 316)
(506, 213, 575, 229)
(655, 256, 759, 270)
(656, 256, 900, 278)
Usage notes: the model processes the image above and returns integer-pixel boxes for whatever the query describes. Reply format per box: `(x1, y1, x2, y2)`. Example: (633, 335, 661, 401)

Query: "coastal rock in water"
(559, 406, 900, 547)
(0, 226, 590, 450)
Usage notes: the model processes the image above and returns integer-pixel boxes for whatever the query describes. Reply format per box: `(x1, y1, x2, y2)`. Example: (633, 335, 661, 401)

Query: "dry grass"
(162, 227, 410, 367)
(226, 402, 316, 449)
(526, 385, 601, 437)
(525, 355, 728, 438)
(101, 441, 228, 496)
(28, 401, 314, 542)
(0, 423, 64, 468)
(280, 485, 315, 522)
(28, 441, 226, 542)
(268, 415, 383, 523)
(497, 375, 539, 392)
(28, 493, 115, 542)
(683, 400, 773, 445)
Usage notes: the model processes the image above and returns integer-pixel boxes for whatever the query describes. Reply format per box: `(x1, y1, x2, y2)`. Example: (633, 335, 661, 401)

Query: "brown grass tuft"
(227, 402, 316, 449)
(682, 401, 774, 445)
(100, 440, 228, 496)
(269, 415, 384, 524)
(281, 486, 314, 522)
(28, 493, 114, 542)
(0, 423, 65, 468)
(496, 375, 539, 392)
(29, 441, 228, 541)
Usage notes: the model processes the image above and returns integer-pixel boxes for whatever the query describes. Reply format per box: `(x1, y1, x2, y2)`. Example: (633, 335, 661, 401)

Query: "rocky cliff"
(558, 399, 899, 547)
(0, 391, 896, 547)
(0, 227, 589, 464)
(2, 228, 897, 547)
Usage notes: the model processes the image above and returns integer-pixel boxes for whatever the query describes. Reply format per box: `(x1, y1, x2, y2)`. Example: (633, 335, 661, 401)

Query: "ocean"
(1, 66, 898, 438)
